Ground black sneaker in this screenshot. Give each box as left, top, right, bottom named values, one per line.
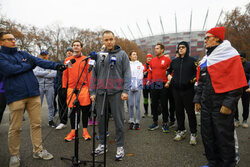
left=129, top=122, right=134, bottom=130
left=48, top=121, right=56, bottom=128
left=134, top=123, right=140, bottom=130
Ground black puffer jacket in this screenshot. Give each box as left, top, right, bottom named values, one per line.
left=167, top=41, right=197, bottom=90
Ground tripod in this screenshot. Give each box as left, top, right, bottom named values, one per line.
left=60, top=58, right=103, bottom=167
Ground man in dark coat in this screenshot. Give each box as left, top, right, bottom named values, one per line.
left=166, top=41, right=197, bottom=145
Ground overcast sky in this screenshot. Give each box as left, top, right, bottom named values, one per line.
left=0, top=0, right=249, bottom=39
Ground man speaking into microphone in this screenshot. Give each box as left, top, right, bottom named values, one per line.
left=90, top=30, right=131, bottom=161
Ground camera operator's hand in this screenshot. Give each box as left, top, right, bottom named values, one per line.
left=28, top=58, right=36, bottom=69
left=56, top=64, right=67, bottom=71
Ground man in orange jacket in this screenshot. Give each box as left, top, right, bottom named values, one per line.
left=62, top=40, right=91, bottom=141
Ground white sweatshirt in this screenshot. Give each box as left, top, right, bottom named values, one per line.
left=129, top=60, right=144, bottom=90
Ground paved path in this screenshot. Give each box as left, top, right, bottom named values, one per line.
left=0, top=100, right=249, bottom=167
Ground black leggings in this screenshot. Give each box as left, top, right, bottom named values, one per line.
left=0, top=93, right=6, bottom=123
left=70, top=105, right=90, bottom=129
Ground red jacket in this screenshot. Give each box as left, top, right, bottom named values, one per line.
left=148, top=55, right=171, bottom=83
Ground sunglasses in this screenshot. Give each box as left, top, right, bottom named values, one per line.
left=178, top=46, right=186, bottom=49
left=204, top=35, right=215, bottom=40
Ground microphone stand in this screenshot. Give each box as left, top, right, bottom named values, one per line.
left=99, top=62, right=113, bottom=167
left=60, top=59, right=103, bottom=167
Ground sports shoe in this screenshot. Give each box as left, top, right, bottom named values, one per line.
left=115, top=147, right=125, bottom=161
left=242, top=120, right=248, bottom=128
left=48, top=121, right=56, bottom=128
left=96, top=131, right=109, bottom=140
left=134, top=123, right=140, bottom=130
left=56, top=123, right=67, bottom=130
left=88, top=119, right=93, bottom=126
left=129, top=122, right=134, bottom=130
left=93, top=144, right=107, bottom=156
left=189, top=133, right=197, bottom=145
left=174, top=130, right=187, bottom=141
left=234, top=120, right=239, bottom=127
left=64, top=130, right=75, bottom=142
left=148, top=122, right=159, bottom=131
left=142, top=113, right=148, bottom=118
left=235, top=152, right=240, bottom=164
left=162, top=123, right=169, bottom=133
left=33, top=149, right=53, bottom=160
left=83, top=129, right=91, bottom=140
left=9, top=155, right=20, bottom=167
left=167, top=121, right=175, bottom=128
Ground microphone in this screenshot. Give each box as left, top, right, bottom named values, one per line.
left=110, top=55, right=117, bottom=69
left=81, top=52, right=98, bottom=62
left=65, top=58, right=76, bottom=68
left=88, top=51, right=98, bottom=72
left=99, top=52, right=108, bottom=65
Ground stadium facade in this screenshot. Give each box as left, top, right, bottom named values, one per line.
left=133, top=31, right=206, bottom=59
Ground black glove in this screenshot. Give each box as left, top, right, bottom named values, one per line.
left=56, top=64, right=67, bottom=71
left=28, top=58, right=36, bottom=69
left=61, top=88, right=67, bottom=95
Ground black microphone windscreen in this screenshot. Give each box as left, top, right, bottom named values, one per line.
left=89, top=52, right=98, bottom=61
left=70, top=59, right=76, bottom=64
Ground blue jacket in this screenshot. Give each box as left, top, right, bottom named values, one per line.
left=0, top=46, right=59, bottom=104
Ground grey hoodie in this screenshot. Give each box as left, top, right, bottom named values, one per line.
left=89, top=45, right=131, bottom=96
left=33, top=66, right=57, bottom=87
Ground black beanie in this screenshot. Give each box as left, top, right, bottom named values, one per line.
left=177, top=41, right=190, bottom=57
left=66, top=47, right=73, bottom=53
left=240, top=52, right=246, bottom=58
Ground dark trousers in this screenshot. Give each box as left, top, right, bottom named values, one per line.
left=143, top=85, right=152, bottom=115
left=0, top=92, right=6, bottom=123
left=168, top=86, right=176, bottom=122
left=235, top=89, right=249, bottom=121
left=201, top=107, right=236, bottom=167
left=57, top=88, right=68, bottom=124
left=173, top=87, right=197, bottom=133
left=70, top=105, right=90, bottom=129
left=151, top=82, right=169, bottom=123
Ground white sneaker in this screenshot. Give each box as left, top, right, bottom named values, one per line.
left=242, top=120, right=248, bottom=128
left=234, top=120, right=239, bottom=127
left=174, top=130, right=187, bottom=141
left=93, top=144, right=108, bottom=156
left=9, top=155, right=20, bottom=167
left=33, top=149, right=53, bottom=160
left=115, top=147, right=125, bottom=161
left=56, top=123, right=67, bottom=130
left=189, top=133, right=197, bottom=145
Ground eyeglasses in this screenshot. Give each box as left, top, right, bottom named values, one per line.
left=204, top=35, right=215, bottom=40
left=178, top=46, right=186, bottom=49
left=2, top=38, right=16, bottom=41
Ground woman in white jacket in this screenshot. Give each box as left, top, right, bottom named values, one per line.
left=128, top=51, right=144, bottom=130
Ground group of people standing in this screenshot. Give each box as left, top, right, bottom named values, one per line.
left=0, top=26, right=249, bottom=167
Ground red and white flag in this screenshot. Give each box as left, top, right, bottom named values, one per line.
left=197, top=40, right=247, bottom=93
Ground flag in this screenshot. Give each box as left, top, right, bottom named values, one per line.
left=197, top=40, right=247, bottom=93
